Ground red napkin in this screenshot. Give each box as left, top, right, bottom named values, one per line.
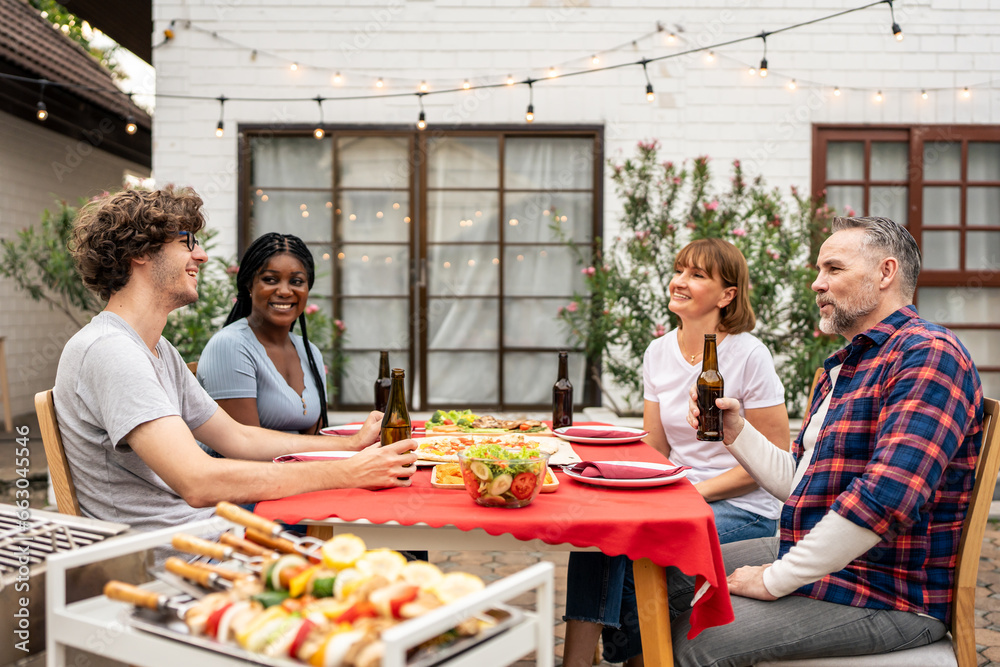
left=561, top=427, right=645, bottom=439
left=568, top=461, right=690, bottom=479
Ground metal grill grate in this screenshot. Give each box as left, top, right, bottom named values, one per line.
left=0, top=505, right=129, bottom=574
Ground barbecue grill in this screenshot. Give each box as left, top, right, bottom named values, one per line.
left=0, top=504, right=138, bottom=664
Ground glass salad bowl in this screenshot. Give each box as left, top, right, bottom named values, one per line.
left=456, top=444, right=551, bottom=508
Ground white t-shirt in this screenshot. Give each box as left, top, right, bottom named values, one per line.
left=642, top=329, right=785, bottom=519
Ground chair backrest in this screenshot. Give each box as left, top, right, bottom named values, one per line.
left=34, top=390, right=82, bottom=516
left=806, top=366, right=825, bottom=411
left=186, top=360, right=198, bottom=375
left=951, top=396, right=1000, bottom=667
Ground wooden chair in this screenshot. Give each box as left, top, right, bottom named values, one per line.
left=34, top=390, right=82, bottom=516
left=186, top=360, right=198, bottom=375
left=756, top=396, right=1000, bottom=667
left=805, top=366, right=825, bottom=410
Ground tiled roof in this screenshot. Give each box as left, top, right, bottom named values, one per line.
left=0, top=0, right=150, bottom=129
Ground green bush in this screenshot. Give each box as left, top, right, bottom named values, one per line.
left=556, top=141, right=842, bottom=417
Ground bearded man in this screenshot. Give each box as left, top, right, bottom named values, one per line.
left=673, top=216, right=983, bottom=665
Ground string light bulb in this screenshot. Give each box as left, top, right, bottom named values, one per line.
left=641, top=60, right=654, bottom=102
left=962, top=87, right=971, bottom=99
left=376, top=77, right=384, bottom=88
left=748, top=67, right=756, bottom=76
left=419, top=81, right=428, bottom=92
left=788, top=79, right=797, bottom=90
left=875, top=90, right=883, bottom=102
left=125, top=115, right=137, bottom=135
left=525, top=79, right=535, bottom=123
left=921, top=89, right=928, bottom=100
left=333, top=72, right=342, bottom=84
left=833, top=86, right=841, bottom=97
left=667, top=32, right=677, bottom=43
left=416, top=93, right=427, bottom=131
left=215, top=95, right=226, bottom=137
left=758, top=33, right=769, bottom=77
left=462, top=79, right=471, bottom=90
left=313, top=95, right=325, bottom=139
left=35, top=82, right=47, bottom=121
left=290, top=62, right=298, bottom=71
left=706, top=51, right=715, bottom=62
left=548, top=66, right=557, bottom=78
left=506, top=74, right=515, bottom=86
left=592, top=55, right=600, bottom=65
left=887, top=0, right=903, bottom=41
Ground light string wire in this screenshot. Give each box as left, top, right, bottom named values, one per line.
left=5, top=0, right=993, bottom=127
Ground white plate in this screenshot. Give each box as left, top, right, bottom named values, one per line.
left=273, top=450, right=356, bottom=463
left=320, top=424, right=363, bottom=436
left=320, top=424, right=426, bottom=437
left=275, top=449, right=437, bottom=466
left=553, top=425, right=649, bottom=445
left=562, top=461, right=689, bottom=488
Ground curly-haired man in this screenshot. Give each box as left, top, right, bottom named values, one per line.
left=55, top=187, right=417, bottom=537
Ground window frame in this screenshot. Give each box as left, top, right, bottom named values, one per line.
left=812, top=123, right=1000, bottom=378
left=238, top=123, right=604, bottom=410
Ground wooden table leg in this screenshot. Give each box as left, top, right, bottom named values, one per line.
left=306, top=524, right=333, bottom=540
left=634, top=557, right=673, bottom=667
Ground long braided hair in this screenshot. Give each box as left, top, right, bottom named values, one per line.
left=225, top=233, right=328, bottom=429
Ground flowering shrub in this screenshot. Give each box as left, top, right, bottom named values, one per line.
left=556, top=141, right=842, bottom=417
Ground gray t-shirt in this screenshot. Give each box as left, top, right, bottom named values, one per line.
left=197, top=318, right=325, bottom=433
left=54, top=311, right=218, bottom=532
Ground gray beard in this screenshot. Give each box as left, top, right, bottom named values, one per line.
left=817, top=283, right=879, bottom=337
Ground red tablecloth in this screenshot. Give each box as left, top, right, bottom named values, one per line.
left=256, top=423, right=734, bottom=637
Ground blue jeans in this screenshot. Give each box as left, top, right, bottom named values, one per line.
left=564, top=500, right=777, bottom=663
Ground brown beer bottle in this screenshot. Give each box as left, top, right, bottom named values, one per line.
left=380, top=368, right=412, bottom=446
left=374, top=351, right=391, bottom=412
left=552, top=351, right=573, bottom=428
left=696, top=334, right=724, bottom=441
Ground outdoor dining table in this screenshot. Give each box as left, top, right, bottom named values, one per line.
left=255, top=422, right=734, bottom=667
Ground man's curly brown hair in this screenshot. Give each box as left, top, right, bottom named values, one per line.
left=71, top=187, right=206, bottom=301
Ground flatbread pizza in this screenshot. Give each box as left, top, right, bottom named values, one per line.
left=415, top=434, right=558, bottom=463
left=425, top=409, right=552, bottom=435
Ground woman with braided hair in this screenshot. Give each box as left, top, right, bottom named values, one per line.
left=198, top=233, right=329, bottom=436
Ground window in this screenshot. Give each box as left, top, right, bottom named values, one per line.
left=813, top=125, right=1000, bottom=398
left=241, top=127, right=601, bottom=410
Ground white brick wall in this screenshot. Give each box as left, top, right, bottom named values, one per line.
left=151, top=0, right=1000, bottom=256
left=0, top=112, right=150, bottom=420
left=150, top=0, right=1000, bottom=406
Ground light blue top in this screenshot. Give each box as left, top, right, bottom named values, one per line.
left=197, top=318, right=325, bottom=433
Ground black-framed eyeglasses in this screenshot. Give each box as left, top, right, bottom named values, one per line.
left=178, top=231, right=199, bottom=252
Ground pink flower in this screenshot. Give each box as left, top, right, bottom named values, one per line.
left=602, top=265, right=609, bottom=272
left=705, top=200, right=719, bottom=211
left=635, top=230, right=650, bottom=240
left=334, top=319, right=346, bottom=332
left=558, top=306, right=565, bottom=315
left=666, top=224, right=676, bottom=232
left=813, top=329, right=821, bottom=338
left=790, top=185, right=799, bottom=196
left=305, top=304, right=320, bottom=315
left=567, top=302, right=579, bottom=313
left=231, top=297, right=238, bottom=304
left=581, top=266, right=596, bottom=276
left=845, top=207, right=856, bottom=217
left=603, top=309, right=610, bottom=315
left=769, top=250, right=780, bottom=260
left=673, top=177, right=682, bottom=185
left=685, top=222, right=697, bottom=230
left=732, top=228, right=747, bottom=237
left=225, top=264, right=240, bottom=275
left=663, top=161, right=674, bottom=170
left=821, top=227, right=829, bottom=233
left=653, top=324, right=667, bottom=338
left=733, top=159, right=741, bottom=168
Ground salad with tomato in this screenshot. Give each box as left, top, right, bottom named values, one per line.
left=457, top=443, right=550, bottom=508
